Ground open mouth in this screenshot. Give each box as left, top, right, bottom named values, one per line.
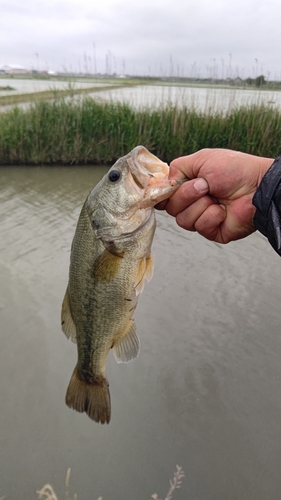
left=129, top=146, right=169, bottom=189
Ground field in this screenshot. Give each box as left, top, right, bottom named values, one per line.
left=0, top=76, right=281, bottom=164
left=0, top=96, right=281, bottom=165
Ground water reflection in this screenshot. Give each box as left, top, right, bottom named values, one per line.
left=1, top=165, right=281, bottom=499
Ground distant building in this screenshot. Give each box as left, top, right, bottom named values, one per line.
left=1, top=65, right=28, bottom=74
left=232, top=77, right=243, bottom=86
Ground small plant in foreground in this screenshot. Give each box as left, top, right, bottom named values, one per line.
left=35, top=465, right=184, bottom=500
left=151, top=465, right=185, bottom=500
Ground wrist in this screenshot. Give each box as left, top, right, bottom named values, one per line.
left=253, top=156, right=281, bottom=255
left=257, top=157, right=275, bottom=187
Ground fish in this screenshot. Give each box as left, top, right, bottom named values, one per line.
left=61, top=145, right=185, bottom=424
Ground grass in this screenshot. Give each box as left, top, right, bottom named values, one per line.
left=34, top=466, right=184, bottom=500
left=0, top=94, right=281, bottom=165
left=0, top=86, right=15, bottom=91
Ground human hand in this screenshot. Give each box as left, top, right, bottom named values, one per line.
left=158, top=149, right=273, bottom=243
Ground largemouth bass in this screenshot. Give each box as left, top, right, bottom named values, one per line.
left=61, top=146, right=184, bottom=424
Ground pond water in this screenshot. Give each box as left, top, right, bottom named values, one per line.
left=1, top=165, right=281, bottom=499
left=2, top=78, right=281, bottom=115
left=91, top=84, right=281, bottom=113
left=0, top=78, right=114, bottom=96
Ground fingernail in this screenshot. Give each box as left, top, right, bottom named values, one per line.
left=194, top=178, right=209, bottom=193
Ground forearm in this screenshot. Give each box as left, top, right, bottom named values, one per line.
left=253, top=156, right=281, bottom=255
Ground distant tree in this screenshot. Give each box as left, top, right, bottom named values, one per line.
left=255, top=75, right=266, bottom=87
left=246, top=77, right=254, bottom=86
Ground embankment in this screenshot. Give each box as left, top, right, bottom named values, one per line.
left=0, top=97, right=280, bottom=165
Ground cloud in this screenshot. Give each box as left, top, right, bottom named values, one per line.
left=1, top=0, right=281, bottom=78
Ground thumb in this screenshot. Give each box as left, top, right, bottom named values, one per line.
left=163, top=177, right=209, bottom=216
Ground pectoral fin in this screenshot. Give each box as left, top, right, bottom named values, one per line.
left=113, top=320, right=140, bottom=363
left=92, top=249, right=123, bottom=281
left=134, top=254, right=154, bottom=295
left=61, top=288, right=77, bottom=343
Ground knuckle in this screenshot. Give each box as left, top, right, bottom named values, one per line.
left=176, top=211, right=195, bottom=231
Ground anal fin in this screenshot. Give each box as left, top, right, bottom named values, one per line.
left=113, top=320, right=140, bottom=363
left=61, top=288, right=77, bottom=343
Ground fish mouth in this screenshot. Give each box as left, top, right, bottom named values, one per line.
left=128, top=146, right=170, bottom=189
left=128, top=146, right=184, bottom=207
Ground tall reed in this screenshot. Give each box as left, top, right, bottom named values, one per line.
left=0, top=97, right=281, bottom=165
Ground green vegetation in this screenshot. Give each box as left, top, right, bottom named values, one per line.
left=0, top=96, right=281, bottom=165
left=0, top=85, right=15, bottom=91
left=245, top=75, right=267, bottom=88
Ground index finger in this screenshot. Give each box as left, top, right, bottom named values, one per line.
left=170, top=154, right=201, bottom=181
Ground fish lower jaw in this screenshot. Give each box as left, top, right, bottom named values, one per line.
left=141, top=184, right=179, bottom=207
left=100, top=210, right=153, bottom=242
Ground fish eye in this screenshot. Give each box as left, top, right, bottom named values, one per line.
left=108, top=170, right=121, bottom=183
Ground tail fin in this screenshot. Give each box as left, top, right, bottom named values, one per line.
left=65, top=368, right=111, bottom=424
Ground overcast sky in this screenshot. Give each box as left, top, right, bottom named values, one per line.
left=1, top=0, right=281, bottom=79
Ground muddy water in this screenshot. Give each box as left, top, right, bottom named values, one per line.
left=1, top=165, right=281, bottom=499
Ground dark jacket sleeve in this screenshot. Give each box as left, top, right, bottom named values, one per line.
left=252, top=156, right=281, bottom=256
